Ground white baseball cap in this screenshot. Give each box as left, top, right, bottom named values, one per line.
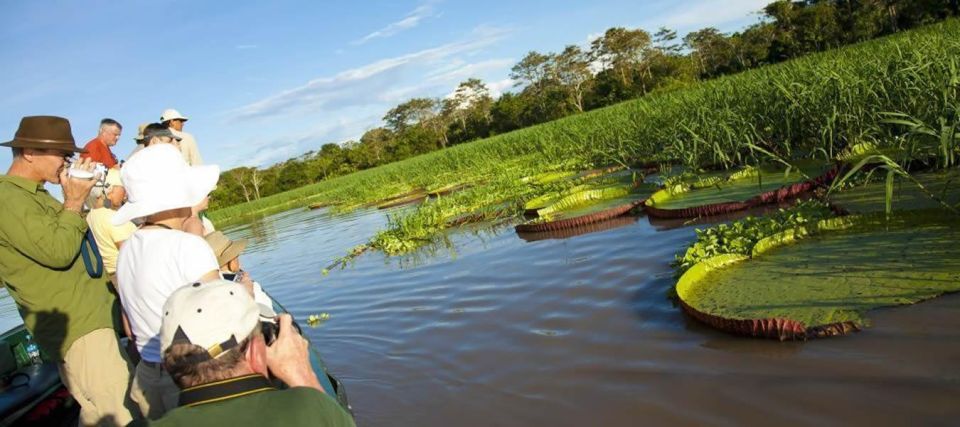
left=160, top=108, right=189, bottom=123
left=160, top=280, right=260, bottom=359
left=112, top=144, right=219, bottom=225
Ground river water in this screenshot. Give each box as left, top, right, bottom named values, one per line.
left=0, top=200, right=953, bottom=425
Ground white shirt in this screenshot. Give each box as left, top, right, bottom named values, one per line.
left=116, top=228, right=219, bottom=362
left=170, top=128, right=202, bottom=166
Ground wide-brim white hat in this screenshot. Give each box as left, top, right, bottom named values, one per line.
left=160, top=108, right=189, bottom=122
left=113, top=144, right=219, bottom=225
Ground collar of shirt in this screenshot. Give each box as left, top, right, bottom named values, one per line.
left=0, top=174, right=44, bottom=194
left=178, top=374, right=276, bottom=407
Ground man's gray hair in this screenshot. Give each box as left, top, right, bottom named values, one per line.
left=163, top=326, right=261, bottom=389
left=99, top=118, right=122, bottom=132
left=85, top=185, right=107, bottom=211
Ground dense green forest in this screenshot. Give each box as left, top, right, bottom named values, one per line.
left=209, top=0, right=959, bottom=210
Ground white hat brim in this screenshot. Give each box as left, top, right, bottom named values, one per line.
left=112, top=164, right=219, bottom=225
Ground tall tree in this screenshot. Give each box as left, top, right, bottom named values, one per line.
left=589, top=27, right=652, bottom=89
left=359, top=127, right=394, bottom=163
left=510, top=51, right=553, bottom=90
left=653, top=27, right=682, bottom=54
left=684, top=27, right=736, bottom=78
left=553, top=45, right=594, bottom=112
left=383, top=98, right=439, bottom=133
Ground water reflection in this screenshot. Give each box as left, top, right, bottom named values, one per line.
left=516, top=215, right=639, bottom=242
left=0, top=288, right=23, bottom=333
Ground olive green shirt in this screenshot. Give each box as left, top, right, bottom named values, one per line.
left=129, top=380, right=355, bottom=427
left=0, top=175, right=116, bottom=361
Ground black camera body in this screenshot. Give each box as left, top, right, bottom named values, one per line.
left=260, top=318, right=303, bottom=346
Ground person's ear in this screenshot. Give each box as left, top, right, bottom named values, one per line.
left=245, top=334, right=269, bottom=377
left=20, top=149, right=37, bottom=163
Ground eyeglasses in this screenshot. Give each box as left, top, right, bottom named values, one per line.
left=43, top=149, right=74, bottom=161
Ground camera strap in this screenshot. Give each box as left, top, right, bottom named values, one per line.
left=80, top=229, right=104, bottom=279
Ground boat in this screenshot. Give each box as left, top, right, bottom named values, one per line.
left=0, top=287, right=350, bottom=425
left=0, top=325, right=75, bottom=426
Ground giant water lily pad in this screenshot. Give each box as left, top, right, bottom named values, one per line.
left=645, top=162, right=835, bottom=218
left=829, top=169, right=960, bottom=214
left=523, top=169, right=640, bottom=215
left=677, top=212, right=960, bottom=340
left=516, top=183, right=656, bottom=233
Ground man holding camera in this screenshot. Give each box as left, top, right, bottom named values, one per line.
left=114, top=143, right=223, bottom=419
left=0, top=116, right=138, bottom=426
left=128, top=280, right=354, bottom=426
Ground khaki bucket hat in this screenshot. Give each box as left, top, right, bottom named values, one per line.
left=203, top=231, right=248, bottom=267
left=133, top=122, right=150, bottom=142
left=1, top=116, right=84, bottom=153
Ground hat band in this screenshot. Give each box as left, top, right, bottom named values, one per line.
left=14, top=136, right=75, bottom=144
left=172, top=325, right=242, bottom=363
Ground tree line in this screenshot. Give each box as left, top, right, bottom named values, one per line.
left=210, top=0, right=958, bottom=210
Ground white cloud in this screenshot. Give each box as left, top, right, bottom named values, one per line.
left=223, top=112, right=380, bottom=168
left=486, top=78, right=514, bottom=98
left=650, top=0, right=767, bottom=33
left=427, top=58, right=514, bottom=86
left=235, top=44, right=259, bottom=50
left=585, top=32, right=603, bottom=45
left=227, top=26, right=510, bottom=122
left=352, top=3, right=439, bottom=45
left=218, top=25, right=517, bottom=169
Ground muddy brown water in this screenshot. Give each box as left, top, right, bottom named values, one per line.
left=215, top=206, right=960, bottom=426
left=0, top=201, right=952, bottom=425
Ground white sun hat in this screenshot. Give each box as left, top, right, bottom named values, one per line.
left=160, top=108, right=189, bottom=123
left=160, top=279, right=260, bottom=359
left=112, top=144, right=219, bottom=225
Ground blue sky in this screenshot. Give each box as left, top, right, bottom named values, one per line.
left=0, top=0, right=769, bottom=174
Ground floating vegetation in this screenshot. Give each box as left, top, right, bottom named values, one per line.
left=522, top=167, right=639, bottom=216
left=676, top=212, right=960, bottom=340
left=829, top=169, right=960, bottom=215
left=645, top=162, right=836, bottom=219
left=427, top=182, right=471, bottom=198
left=306, top=313, right=331, bottom=327
left=516, top=183, right=656, bottom=233
left=376, top=191, right=429, bottom=210
left=674, top=200, right=835, bottom=275
left=519, top=171, right=578, bottom=185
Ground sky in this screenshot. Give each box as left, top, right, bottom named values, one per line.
left=0, top=0, right=770, bottom=175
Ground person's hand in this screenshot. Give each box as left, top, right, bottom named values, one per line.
left=60, top=158, right=100, bottom=213
left=265, top=314, right=323, bottom=392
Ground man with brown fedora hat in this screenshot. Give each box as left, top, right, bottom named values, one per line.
left=0, top=116, right=139, bottom=426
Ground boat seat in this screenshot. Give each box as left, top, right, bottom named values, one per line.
left=0, top=362, right=62, bottom=421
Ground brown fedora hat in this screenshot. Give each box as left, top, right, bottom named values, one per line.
left=1, top=116, right=84, bottom=153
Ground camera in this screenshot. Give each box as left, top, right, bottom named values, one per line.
left=261, top=317, right=303, bottom=346
left=67, top=162, right=108, bottom=186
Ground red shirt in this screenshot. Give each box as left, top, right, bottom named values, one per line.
left=80, top=137, right=117, bottom=168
